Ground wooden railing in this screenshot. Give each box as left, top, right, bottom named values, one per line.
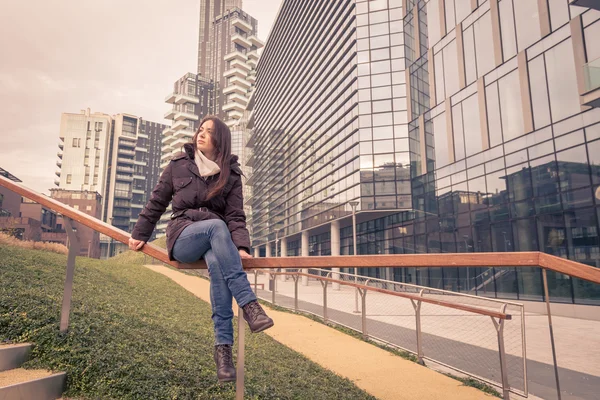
left=3, top=175, right=599, bottom=285
left=2, top=174, right=599, bottom=400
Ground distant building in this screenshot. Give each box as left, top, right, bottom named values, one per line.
left=0, top=167, right=66, bottom=245
left=0, top=167, right=22, bottom=217
left=49, top=189, right=102, bottom=258
left=20, top=198, right=59, bottom=233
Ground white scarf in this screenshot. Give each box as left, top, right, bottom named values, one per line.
left=195, top=149, right=221, bottom=177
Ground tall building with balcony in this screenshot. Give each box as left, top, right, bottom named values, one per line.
left=162, top=73, right=214, bottom=169
left=198, top=0, right=244, bottom=78
left=211, top=8, right=263, bottom=238
left=248, top=0, right=600, bottom=306
left=158, top=73, right=214, bottom=237
left=55, top=109, right=112, bottom=220
left=210, top=8, right=262, bottom=124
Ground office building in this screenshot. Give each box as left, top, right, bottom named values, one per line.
left=247, top=0, right=600, bottom=305
left=55, top=109, right=112, bottom=221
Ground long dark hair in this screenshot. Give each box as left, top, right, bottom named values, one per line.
left=192, top=115, right=231, bottom=200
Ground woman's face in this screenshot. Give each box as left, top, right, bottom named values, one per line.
left=196, top=120, right=216, bottom=158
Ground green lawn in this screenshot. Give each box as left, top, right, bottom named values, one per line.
left=0, top=244, right=376, bottom=400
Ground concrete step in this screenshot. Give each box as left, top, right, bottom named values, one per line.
left=0, top=344, right=32, bottom=372
left=0, top=368, right=66, bottom=400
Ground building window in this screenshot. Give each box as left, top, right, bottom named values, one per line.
left=528, top=55, right=552, bottom=130
left=545, top=39, right=583, bottom=123
left=473, top=11, right=495, bottom=77
left=497, top=70, right=524, bottom=142
left=513, top=0, right=542, bottom=52
left=72, top=138, right=81, bottom=147
left=66, top=174, right=72, bottom=184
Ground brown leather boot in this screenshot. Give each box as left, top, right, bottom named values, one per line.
left=214, top=344, right=236, bottom=383
left=242, top=300, right=274, bottom=333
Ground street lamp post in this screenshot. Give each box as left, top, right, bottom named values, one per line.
left=349, top=201, right=359, bottom=313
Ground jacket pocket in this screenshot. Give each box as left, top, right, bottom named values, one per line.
left=174, top=177, right=193, bottom=190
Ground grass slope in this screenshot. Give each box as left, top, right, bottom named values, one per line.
left=0, top=245, right=375, bottom=400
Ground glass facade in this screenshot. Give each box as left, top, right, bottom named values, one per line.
left=248, top=0, right=406, bottom=246
left=249, top=0, right=600, bottom=305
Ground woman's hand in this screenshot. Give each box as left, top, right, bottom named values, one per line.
left=239, top=249, right=252, bottom=259
left=128, top=237, right=146, bottom=251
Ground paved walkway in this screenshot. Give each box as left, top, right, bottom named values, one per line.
left=144, top=264, right=492, bottom=400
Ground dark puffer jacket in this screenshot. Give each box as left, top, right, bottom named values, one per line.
left=131, top=143, right=251, bottom=260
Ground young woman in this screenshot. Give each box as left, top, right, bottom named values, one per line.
left=128, top=115, right=273, bottom=383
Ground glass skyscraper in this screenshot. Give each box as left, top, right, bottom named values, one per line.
left=247, top=0, right=600, bottom=305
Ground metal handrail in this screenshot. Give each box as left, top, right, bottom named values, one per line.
left=285, top=271, right=512, bottom=319
left=311, top=268, right=525, bottom=307
left=254, top=269, right=522, bottom=398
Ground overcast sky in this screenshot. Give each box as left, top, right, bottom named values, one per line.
left=0, top=0, right=282, bottom=195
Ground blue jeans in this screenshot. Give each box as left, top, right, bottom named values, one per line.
left=172, top=219, right=256, bottom=345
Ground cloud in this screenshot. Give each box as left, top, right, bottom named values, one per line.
left=0, top=73, right=22, bottom=92
left=35, top=73, right=77, bottom=92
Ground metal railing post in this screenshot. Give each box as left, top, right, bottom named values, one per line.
left=293, top=274, right=299, bottom=311
left=410, top=289, right=425, bottom=365
left=236, top=305, right=245, bottom=400
left=320, top=279, right=328, bottom=321
left=543, top=268, right=562, bottom=400
left=253, top=270, right=258, bottom=293
left=353, top=268, right=360, bottom=313
left=271, top=273, right=276, bottom=305
left=358, top=287, right=368, bottom=340
left=60, top=218, right=80, bottom=333
left=491, top=304, right=510, bottom=400
left=521, top=305, right=529, bottom=397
